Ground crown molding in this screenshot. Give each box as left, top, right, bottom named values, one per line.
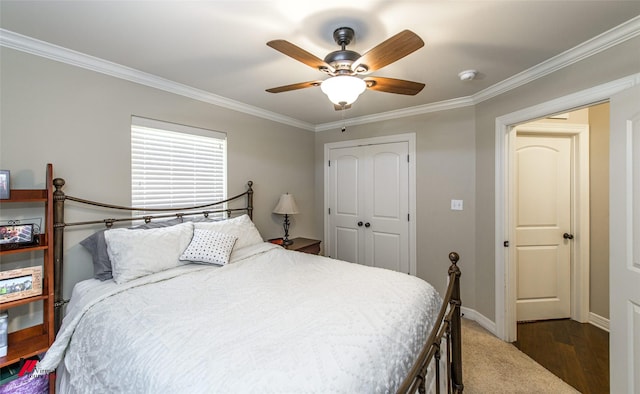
left=314, top=96, right=475, bottom=132
left=0, top=29, right=316, bottom=132
left=471, top=14, right=640, bottom=105
left=2, top=15, right=638, bottom=132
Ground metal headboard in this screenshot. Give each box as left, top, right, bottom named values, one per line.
left=52, top=179, right=254, bottom=332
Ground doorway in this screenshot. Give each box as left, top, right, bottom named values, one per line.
left=502, top=105, right=609, bottom=338
left=495, top=76, right=639, bottom=393
left=504, top=105, right=610, bottom=393
left=493, top=75, right=629, bottom=342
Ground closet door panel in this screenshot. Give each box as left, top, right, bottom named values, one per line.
left=328, top=148, right=364, bottom=263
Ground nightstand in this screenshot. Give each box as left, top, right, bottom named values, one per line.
left=284, top=237, right=321, bottom=255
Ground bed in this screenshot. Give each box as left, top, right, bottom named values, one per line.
left=36, top=179, right=463, bottom=393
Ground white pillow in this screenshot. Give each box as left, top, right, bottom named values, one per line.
left=105, top=222, right=194, bottom=284
left=194, top=214, right=263, bottom=250
left=179, top=229, right=237, bottom=266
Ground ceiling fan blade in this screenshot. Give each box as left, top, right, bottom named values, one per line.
left=334, top=104, right=352, bottom=111
left=364, top=77, right=425, bottom=95
left=352, top=30, right=424, bottom=73
left=267, top=40, right=335, bottom=73
left=266, top=81, right=322, bottom=93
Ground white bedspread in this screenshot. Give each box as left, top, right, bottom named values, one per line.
left=38, top=243, right=441, bottom=393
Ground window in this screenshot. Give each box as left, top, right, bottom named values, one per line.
left=131, top=116, right=226, bottom=217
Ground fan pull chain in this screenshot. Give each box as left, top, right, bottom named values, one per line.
left=341, top=107, right=346, bottom=132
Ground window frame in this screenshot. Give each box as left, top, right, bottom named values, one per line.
left=131, top=116, right=227, bottom=217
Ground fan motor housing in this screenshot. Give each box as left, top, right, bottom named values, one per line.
left=323, top=27, right=369, bottom=75
left=324, top=50, right=361, bottom=73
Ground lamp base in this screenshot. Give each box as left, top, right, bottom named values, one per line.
left=281, top=214, right=293, bottom=246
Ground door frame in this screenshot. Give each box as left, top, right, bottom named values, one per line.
left=324, top=133, right=417, bottom=275
left=495, top=73, right=640, bottom=341
left=512, top=122, right=590, bottom=324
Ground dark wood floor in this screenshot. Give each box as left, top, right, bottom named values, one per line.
left=513, top=319, right=609, bottom=394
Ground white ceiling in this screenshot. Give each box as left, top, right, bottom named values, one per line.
left=1, top=1, right=639, bottom=129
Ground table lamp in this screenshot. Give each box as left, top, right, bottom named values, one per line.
left=273, top=193, right=299, bottom=245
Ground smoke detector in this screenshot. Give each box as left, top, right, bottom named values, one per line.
left=458, top=70, right=478, bottom=81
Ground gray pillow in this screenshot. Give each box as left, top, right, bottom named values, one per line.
left=80, top=218, right=186, bottom=281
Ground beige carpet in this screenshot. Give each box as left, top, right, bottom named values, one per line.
left=461, top=318, right=579, bottom=393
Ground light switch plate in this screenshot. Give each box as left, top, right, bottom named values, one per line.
left=451, top=199, right=463, bottom=211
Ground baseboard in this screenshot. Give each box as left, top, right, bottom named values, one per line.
left=461, top=307, right=497, bottom=336
left=461, top=308, right=610, bottom=338
left=589, top=312, right=610, bottom=332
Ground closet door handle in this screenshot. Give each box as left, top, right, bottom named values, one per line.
left=364, top=222, right=371, bottom=228
left=357, top=221, right=363, bottom=227
left=563, top=233, right=574, bottom=240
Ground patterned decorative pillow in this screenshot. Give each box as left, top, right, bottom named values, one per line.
left=179, top=229, right=238, bottom=266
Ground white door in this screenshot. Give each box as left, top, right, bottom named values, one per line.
left=609, top=84, right=640, bottom=394
left=515, top=134, right=572, bottom=321
left=328, top=146, right=363, bottom=265
left=366, top=143, right=410, bottom=271
left=328, top=142, right=409, bottom=273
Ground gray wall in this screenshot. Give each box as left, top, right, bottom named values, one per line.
left=314, top=108, right=477, bottom=305
left=314, top=36, right=639, bottom=323
left=0, top=47, right=317, bottom=302
left=473, top=36, right=640, bottom=321
left=2, top=34, right=638, bottom=329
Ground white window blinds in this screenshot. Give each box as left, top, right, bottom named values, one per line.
left=131, top=116, right=227, bottom=215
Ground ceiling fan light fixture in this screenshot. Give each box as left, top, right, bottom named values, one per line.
left=321, top=75, right=367, bottom=106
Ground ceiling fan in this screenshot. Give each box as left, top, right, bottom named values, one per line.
left=266, top=27, right=425, bottom=110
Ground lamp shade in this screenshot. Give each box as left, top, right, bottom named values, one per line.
left=273, top=193, right=299, bottom=215
left=320, top=75, right=367, bottom=106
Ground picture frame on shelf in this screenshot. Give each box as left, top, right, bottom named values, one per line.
left=0, top=218, right=42, bottom=236
left=0, top=224, right=36, bottom=247
left=0, top=170, right=9, bottom=200
left=0, top=266, right=43, bottom=303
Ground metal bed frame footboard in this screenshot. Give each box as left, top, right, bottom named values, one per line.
left=397, top=252, right=463, bottom=394
left=52, top=178, right=254, bottom=332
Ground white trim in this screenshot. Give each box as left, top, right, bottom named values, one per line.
left=323, top=133, right=417, bottom=276
left=314, top=97, right=475, bottom=132
left=131, top=116, right=226, bottom=140
left=461, top=307, right=497, bottom=336
left=589, top=312, right=610, bottom=332
left=461, top=306, right=610, bottom=338
left=0, top=29, right=315, bottom=132
left=495, top=73, right=640, bottom=341
left=472, top=15, right=640, bottom=104
left=1, top=16, right=638, bottom=131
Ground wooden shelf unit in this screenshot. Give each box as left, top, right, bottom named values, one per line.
left=0, top=325, right=49, bottom=366
left=0, top=236, right=48, bottom=255
left=0, top=164, right=55, bottom=369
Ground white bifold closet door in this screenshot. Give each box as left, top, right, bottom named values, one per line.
left=327, top=142, right=409, bottom=274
